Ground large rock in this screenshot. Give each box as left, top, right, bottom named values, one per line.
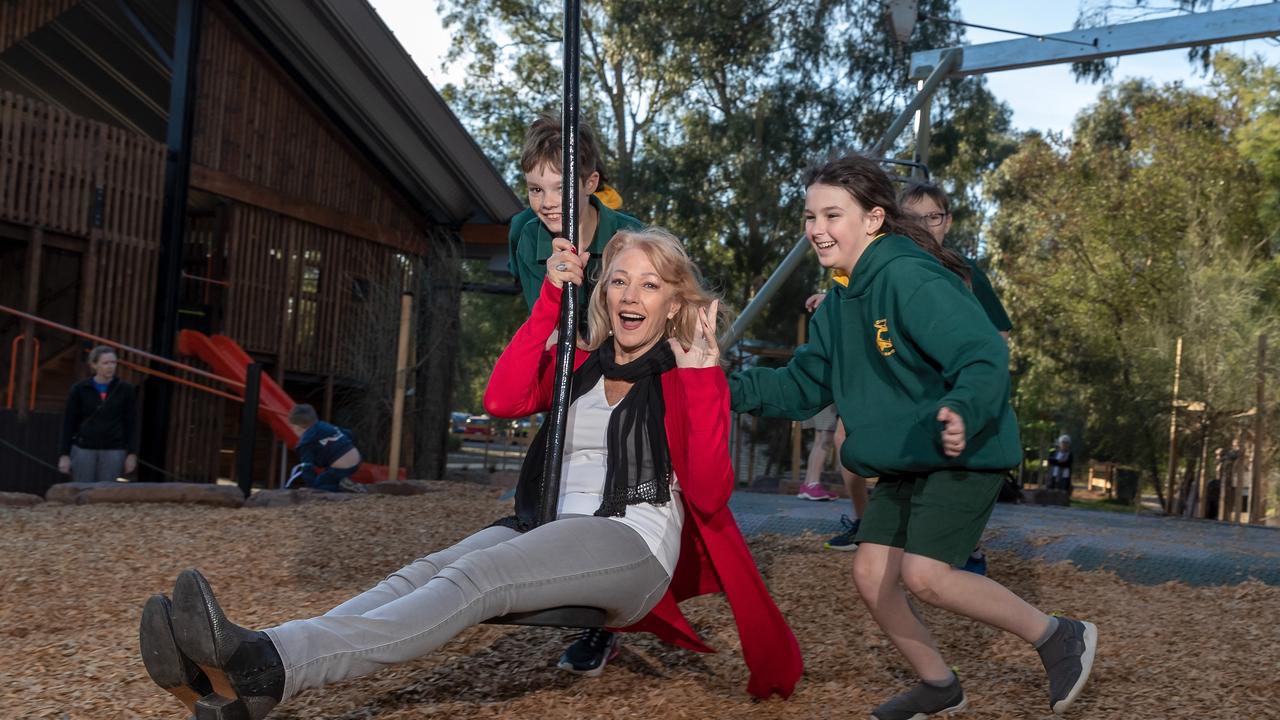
left=0, top=491, right=43, bottom=507
left=244, top=488, right=365, bottom=508
left=46, top=482, right=244, bottom=507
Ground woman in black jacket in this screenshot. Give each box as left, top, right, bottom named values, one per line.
left=57, top=345, right=138, bottom=482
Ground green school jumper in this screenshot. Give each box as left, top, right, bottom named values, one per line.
left=730, top=234, right=1022, bottom=565
left=508, top=195, right=645, bottom=312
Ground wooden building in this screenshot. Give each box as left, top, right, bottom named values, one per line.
left=0, top=0, right=520, bottom=493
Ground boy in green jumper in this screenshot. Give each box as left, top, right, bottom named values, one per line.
left=730, top=155, right=1096, bottom=718
left=508, top=114, right=644, bottom=314
left=508, top=114, right=644, bottom=675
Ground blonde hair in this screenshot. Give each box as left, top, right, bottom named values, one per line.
left=584, top=228, right=725, bottom=352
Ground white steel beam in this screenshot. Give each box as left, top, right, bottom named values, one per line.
left=910, top=4, right=1280, bottom=80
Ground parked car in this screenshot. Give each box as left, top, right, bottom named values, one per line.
left=450, top=411, right=469, bottom=434
left=513, top=413, right=545, bottom=438
left=463, top=415, right=493, bottom=437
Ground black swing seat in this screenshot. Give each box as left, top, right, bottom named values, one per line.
left=487, top=606, right=606, bottom=628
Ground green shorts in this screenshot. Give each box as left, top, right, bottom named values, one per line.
left=853, top=470, right=1004, bottom=567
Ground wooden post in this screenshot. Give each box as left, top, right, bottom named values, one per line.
left=732, top=412, right=744, bottom=486
left=790, top=313, right=806, bottom=491
left=790, top=421, right=801, bottom=490
left=1250, top=334, right=1267, bottom=524
left=387, top=292, right=413, bottom=482
left=15, top=227, right=44, bottom=421
left=1166, top=336, right=1183, bottom=514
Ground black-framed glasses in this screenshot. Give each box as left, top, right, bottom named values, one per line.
left=908, top=211, right=948, bottom=228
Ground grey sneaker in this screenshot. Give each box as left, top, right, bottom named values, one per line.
left=871, top=675, right=966, bottom=720
left=339, top=477, right=368, bottom=494
left=1037, top=617, right=1097, bottom=714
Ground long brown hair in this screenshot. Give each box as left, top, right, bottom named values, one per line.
left=804, top=155, right=970, bottom=286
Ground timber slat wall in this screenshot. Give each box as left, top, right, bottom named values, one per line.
left=194, top=5, right=424, bottom=245
left=192, top=1, right=423, bottom=377
left=167, top=356, right=225, bottom=484
left=0, top=0, right=77, bottom=55
left=0, top=90, right=166, bottom=350
left=223, top=204, right=408, bottom=378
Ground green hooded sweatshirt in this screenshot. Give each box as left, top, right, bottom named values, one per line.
left=729, top=234, right=1022, bottom=477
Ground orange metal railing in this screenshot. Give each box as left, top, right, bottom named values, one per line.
left=0, top=304, right=247, bottom=410
left=6, top=335, right=39, bottom=410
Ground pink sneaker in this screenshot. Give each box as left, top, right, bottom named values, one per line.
left=797, top=483, right=838, bottom=501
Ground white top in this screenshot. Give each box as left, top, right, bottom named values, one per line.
left=558, top=377, right=684, bottom=577
left=1050, top=449, right=1071, bottom=480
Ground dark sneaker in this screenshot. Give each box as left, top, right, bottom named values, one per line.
left=1037, top=617, right=1097, bottom=714
left=961, top=549, right=987, bottom=575
left=824, top=515, right=860, bottom=551
left=872, top=675, right=967, bottom=720
left=556, top=628, right=620, bottom=677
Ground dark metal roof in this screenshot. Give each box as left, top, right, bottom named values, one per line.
left=0, top=0, right=521, bottom=229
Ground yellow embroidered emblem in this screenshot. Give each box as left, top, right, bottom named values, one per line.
left=874, top=319, right=895, bottom=356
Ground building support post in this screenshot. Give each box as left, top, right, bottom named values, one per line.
left=141, top=0, right=203, bottom=482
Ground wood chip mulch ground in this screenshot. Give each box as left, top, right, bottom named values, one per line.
left=1, top=481, right=1276, bottom=719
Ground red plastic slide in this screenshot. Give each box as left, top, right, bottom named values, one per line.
left=178, top=330, right=404, bottom=483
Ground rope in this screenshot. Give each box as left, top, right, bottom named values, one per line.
left=0, top=435, right=200, bottom=484
left=0, top=435, right=61, bottom=472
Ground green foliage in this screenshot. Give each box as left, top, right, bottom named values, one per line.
left=988, top=55, right=1280, bottom=489
left=438, top=0, right=1016, bottom=346
left=454, top=261, right=525, bottom=413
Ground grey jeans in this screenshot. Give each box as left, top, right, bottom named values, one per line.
left=69, top=446, right=126, bottom=483
left=265, top=516, right=671, bottom=700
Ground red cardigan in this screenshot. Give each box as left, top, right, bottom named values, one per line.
left=483, top=279, right=803, bottom=700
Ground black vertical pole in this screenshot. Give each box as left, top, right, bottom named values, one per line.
left=537, top=0, right=582, bottom=526
left=235, top=363, right=261, bottom=497
left=140, top=0, right=202, bottom=482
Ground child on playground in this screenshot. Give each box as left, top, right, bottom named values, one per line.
left=819, top=180, right=1015, bottom=574
left=286, top=404, right=365, bottom=493
left=730, top=154, right=1096, bottom=718
left=508, top=114, right=644, bottom=314
left=508, top=114, right=645, bottom=674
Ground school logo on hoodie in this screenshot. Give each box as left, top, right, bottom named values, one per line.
left=874, top=319, right=895, bottom=357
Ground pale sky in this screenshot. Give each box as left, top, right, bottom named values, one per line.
left=369, top=0, right=1280, bottom=136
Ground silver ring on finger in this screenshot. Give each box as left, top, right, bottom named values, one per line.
left=555, top=262, right=568, bottom=272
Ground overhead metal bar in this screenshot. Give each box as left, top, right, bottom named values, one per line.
left=718, top=49, right=961, bottom=350
left=910, top=4, right=1280, bottom=80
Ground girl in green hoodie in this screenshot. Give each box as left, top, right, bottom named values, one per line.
left=730, top=154, right=1096, bottom=719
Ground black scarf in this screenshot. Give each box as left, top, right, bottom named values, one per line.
left=499, top=339, right=678, bottom=531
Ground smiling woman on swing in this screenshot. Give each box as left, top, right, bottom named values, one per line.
left=138, top=228, right=803, bottom=719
